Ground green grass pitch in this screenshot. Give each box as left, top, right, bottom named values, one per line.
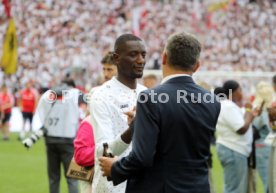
left=0, top=133, right=264, bottom=193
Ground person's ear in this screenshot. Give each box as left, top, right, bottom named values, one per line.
left=193, top=61, right=200, bottom=73
left=162, top=51, right=167, bottom=66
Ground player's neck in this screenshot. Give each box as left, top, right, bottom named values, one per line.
left=116, top=76, right=137, bottom=90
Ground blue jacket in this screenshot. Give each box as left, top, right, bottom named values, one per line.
left=111, top=76, right=221, bottom=193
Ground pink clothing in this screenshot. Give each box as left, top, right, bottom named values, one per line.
left=74, top=117, right=95, bottom=167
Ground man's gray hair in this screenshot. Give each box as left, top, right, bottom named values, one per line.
left=165, top=32, right=201, bottom=71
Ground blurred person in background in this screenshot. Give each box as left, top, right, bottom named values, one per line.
left=78, top=92, right=90, bottom=122
left=36, top=78, right=80, bottom=193
left=101, top=51, right=117, bottom=82
left=252, top=81, right=274, bottom=193
left=18, top=80, right=39, bottom=140
left=142, top=74, right=158, bottom=88
left=269, top=74, right=276, bottom=193
left=0, top=84, right=14, bottom=141
left=215, top=80, right=259, bottom=193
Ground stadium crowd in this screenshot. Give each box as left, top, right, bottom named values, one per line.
left=0, top=0, right=275, bottom=91
left=203, top=1, right=276, bottom=72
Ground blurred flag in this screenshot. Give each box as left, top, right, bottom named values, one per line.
left=207, top=0, right=235, bottom=12
left=1, top=18, right=18, bottom=75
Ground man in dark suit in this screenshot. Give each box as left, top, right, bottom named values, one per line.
left=99, top=32, right=221, bottom=193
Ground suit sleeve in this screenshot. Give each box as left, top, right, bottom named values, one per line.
left=111, top=91, right=160, bottom=185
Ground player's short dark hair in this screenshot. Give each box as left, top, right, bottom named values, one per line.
left=166, top=32, right=201, bottom=71
left=114, top=34, right=142, bottom=53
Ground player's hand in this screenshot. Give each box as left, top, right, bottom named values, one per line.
left=124, top=106, right=136, bottom=125
left=252, top=107, right=261, bottom=117
left=99, top=156, right=118, bottom=177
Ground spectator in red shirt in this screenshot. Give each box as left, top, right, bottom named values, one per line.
left=0, top=84, right=14, bottom=141
left=18, top=81, right=39, bottom=140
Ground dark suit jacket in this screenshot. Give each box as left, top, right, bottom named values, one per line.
left=111, top=76, right=221, bottom=193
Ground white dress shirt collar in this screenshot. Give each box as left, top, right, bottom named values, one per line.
left=161, top=74, right=191, bottom=84
left=112, top=77, right=136, bottom=91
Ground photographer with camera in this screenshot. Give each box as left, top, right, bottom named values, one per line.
left=35, top=79, right=80, bottom=193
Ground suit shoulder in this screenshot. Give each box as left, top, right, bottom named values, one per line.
left=140, top=84, right=165, bottom=95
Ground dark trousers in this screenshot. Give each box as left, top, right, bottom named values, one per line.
left=46, top=143, right=78, bottom=193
